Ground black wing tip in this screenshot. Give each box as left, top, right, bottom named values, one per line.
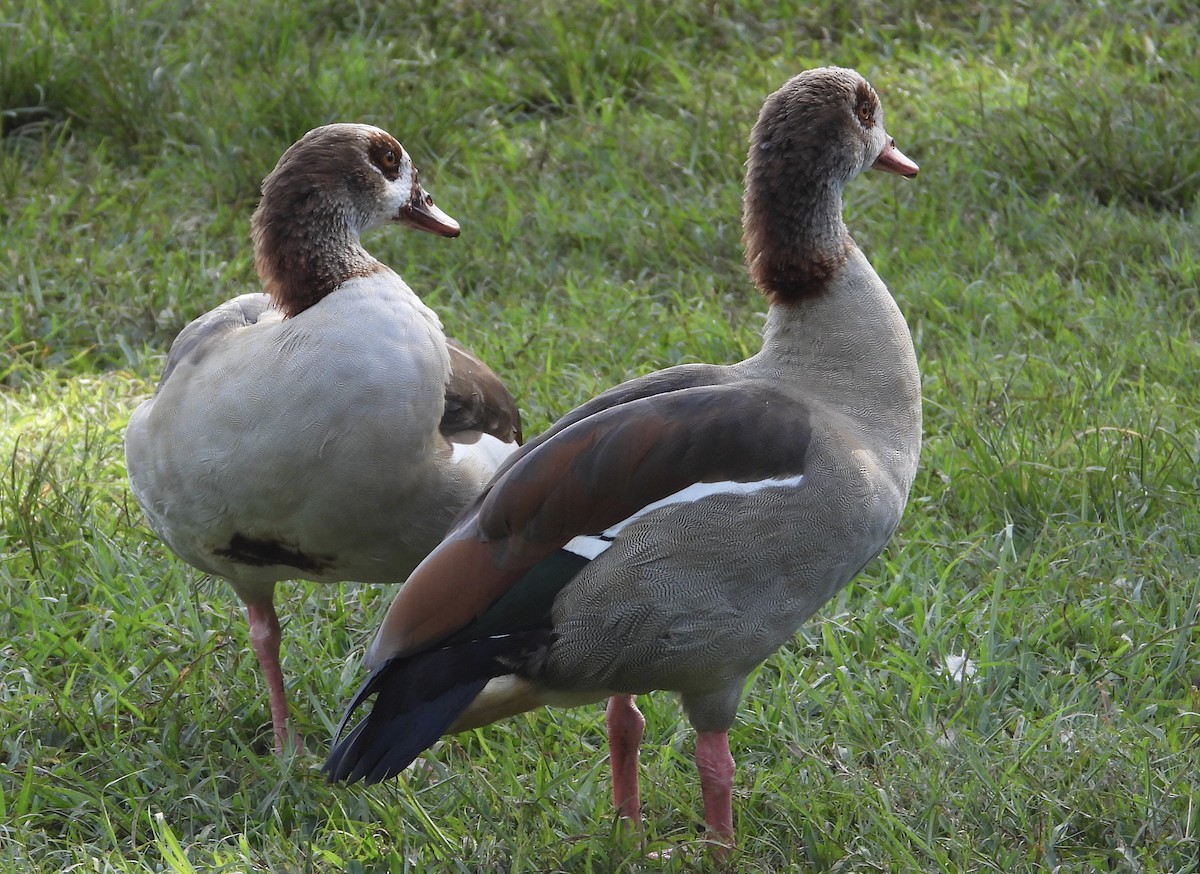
left=321, top=719, right=375, bottom=784
left=322, top=680, right=488, bottom=785
left=321, top=632, right=552, bottom=786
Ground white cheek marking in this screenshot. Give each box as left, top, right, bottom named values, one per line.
left=391, top=160, right=414, bottom=210
left=562, top=474, right=805, bottom=560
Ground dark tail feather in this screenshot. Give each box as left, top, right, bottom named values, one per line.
left=322, top=630, right=551, bottom=785
left=325, top=679, right=487, bottom=784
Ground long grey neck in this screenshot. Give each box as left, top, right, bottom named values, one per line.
left=744, top=247, right=921, bottom=435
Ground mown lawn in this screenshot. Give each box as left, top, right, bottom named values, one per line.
left=2, top=1, right=1198, bottom=870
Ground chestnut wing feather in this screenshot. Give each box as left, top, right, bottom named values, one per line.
left=372, top=376, right=812, bottom=660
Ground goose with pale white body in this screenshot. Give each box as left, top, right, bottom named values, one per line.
left=125, top=124, right=521, bottom=751
left=323, top=67, right=921, bottom=850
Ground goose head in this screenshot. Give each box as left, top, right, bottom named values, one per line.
left=251, top=123, right=460, bottom=317
left=742, top=67, right=917, bottom=303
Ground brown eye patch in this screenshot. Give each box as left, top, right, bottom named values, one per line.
left=367, top=135, right=404, bottom=180
left=854, top=81, right=878, bottom=128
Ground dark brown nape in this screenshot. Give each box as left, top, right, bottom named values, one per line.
left=252, top=225, right=361, bottom=318
left=740, top=159, right=850, bottom=306
left=743, top=240, right=850, bottom=306
left=740, top=71, right=857, bottom=307
left=250, top=133, right=387, bottom=319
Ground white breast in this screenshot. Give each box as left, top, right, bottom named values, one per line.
left=125, top=271, right=470, bottom=585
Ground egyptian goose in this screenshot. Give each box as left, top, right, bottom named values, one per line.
left=125, top=124, right=522, bottom=752
left=323, top=67, right=921, bottom=849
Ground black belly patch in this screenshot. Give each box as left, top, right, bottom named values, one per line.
left=217, top=533, right=330, bottom=573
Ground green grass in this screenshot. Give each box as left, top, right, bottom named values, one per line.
left=3, top=0, right=1199, bottom=870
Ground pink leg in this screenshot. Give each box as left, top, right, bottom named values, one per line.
left=606, top=694, right=645, bottom=826
left=695, top=730, right=735, bottom=847
left=244, top=599, right=291, bottom=753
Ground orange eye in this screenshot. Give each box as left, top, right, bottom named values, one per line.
left=382, top=149, right=398, bottom=168
left=858, top=104, right=873, bottom=125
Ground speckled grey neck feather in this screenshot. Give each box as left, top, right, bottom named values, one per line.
left=742, top=68, right=881, bottom=305
left=250, top=130, right=389, bottom=318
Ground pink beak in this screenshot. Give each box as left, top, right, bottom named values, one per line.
left=872, top=138, right=919, bottom=177
left=397, top=181, right=461, bottom=237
